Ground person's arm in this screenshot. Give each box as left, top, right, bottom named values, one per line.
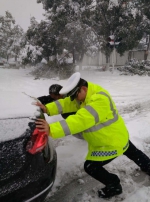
left=49, top=93, right=112, bottom=138
left=45, top=96, right=78, bottom=116
left=35, top=100, right=98, bottom=137
left=35, top=93, right=115, bottom=138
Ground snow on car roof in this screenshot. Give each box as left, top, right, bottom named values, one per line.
left=0, top=91, right=40, bottom=119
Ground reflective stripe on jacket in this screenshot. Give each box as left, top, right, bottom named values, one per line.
left=46, top=82, right=129, bottom=161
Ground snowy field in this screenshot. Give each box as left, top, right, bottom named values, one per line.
left=1, top=67, right=150, bottom=202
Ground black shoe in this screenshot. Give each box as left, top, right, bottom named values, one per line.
left=98, top=183, right=122, bottom=198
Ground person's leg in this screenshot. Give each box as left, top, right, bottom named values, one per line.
left=84, top=159, right=122, bottom=198
left=124, top=140, right=150, bottom=174
left=84, top=159, right=119, bottom=185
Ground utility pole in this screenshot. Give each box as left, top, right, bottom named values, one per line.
left=112, top=48, right=116, bottom=73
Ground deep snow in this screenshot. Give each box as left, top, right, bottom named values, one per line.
left=1, top=67, right=150, bottom=201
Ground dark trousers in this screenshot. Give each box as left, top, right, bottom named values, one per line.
left=84, top=141, right=150, bottom=186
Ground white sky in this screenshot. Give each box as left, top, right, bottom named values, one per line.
left=0, top=0, right=45, bottom=31
left=1, top=67, right=150, bottom=201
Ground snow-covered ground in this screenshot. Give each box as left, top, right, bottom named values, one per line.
left=1, top=67, right=150, bottom=202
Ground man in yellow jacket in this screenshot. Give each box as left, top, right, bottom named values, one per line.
left=35, top=72, right=150, bottom=198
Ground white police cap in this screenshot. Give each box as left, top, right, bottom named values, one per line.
left=59, top=72, right=81, bottom=95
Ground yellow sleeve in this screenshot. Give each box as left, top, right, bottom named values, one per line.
left=46, top=97, right=78, bottom=116
left=49, top=93, right=114, bottom=138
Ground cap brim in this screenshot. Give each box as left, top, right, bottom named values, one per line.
left=69, top=87, right=80, bottom=101
left=59, top=72, right=81, bottom=95
left=68, top=86, right=79, bottom=96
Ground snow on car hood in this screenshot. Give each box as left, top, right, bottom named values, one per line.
left=0, top=91, right=40, bottom=119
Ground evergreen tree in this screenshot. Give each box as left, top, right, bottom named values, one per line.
left=92, top=0, right=147, bottom=56
left=39, top=0, right=98, bottom=64
left=0, top=11, right=15, bottom=60
left=37, top=0, right=54, bottom=10
left=25, top=17, right=57, bottom=63
left=9, top=25, right=24, bottom=61
left=136, top=0, right=150, bottom=60
left=0, top=11, right=24, bottom=61
left=20, top=42, right=43, bottom=65
left=138, top=0, right=150, bottom=20
left=36, top=0, right=148, bottom=64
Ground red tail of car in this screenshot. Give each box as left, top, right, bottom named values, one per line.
left=26, top=128, right=48, bottom=154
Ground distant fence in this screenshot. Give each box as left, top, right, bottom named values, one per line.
left=82, top=50, right=150, bottom=67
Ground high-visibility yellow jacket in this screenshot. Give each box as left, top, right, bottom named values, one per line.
left=46, top=82, right=129, bottom=161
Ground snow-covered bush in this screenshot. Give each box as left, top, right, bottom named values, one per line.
left=117, top=59, right=150, bottom=76
left=20, top=43, right=43, bottom=65
left=30, top=60, right=75, bottom=79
